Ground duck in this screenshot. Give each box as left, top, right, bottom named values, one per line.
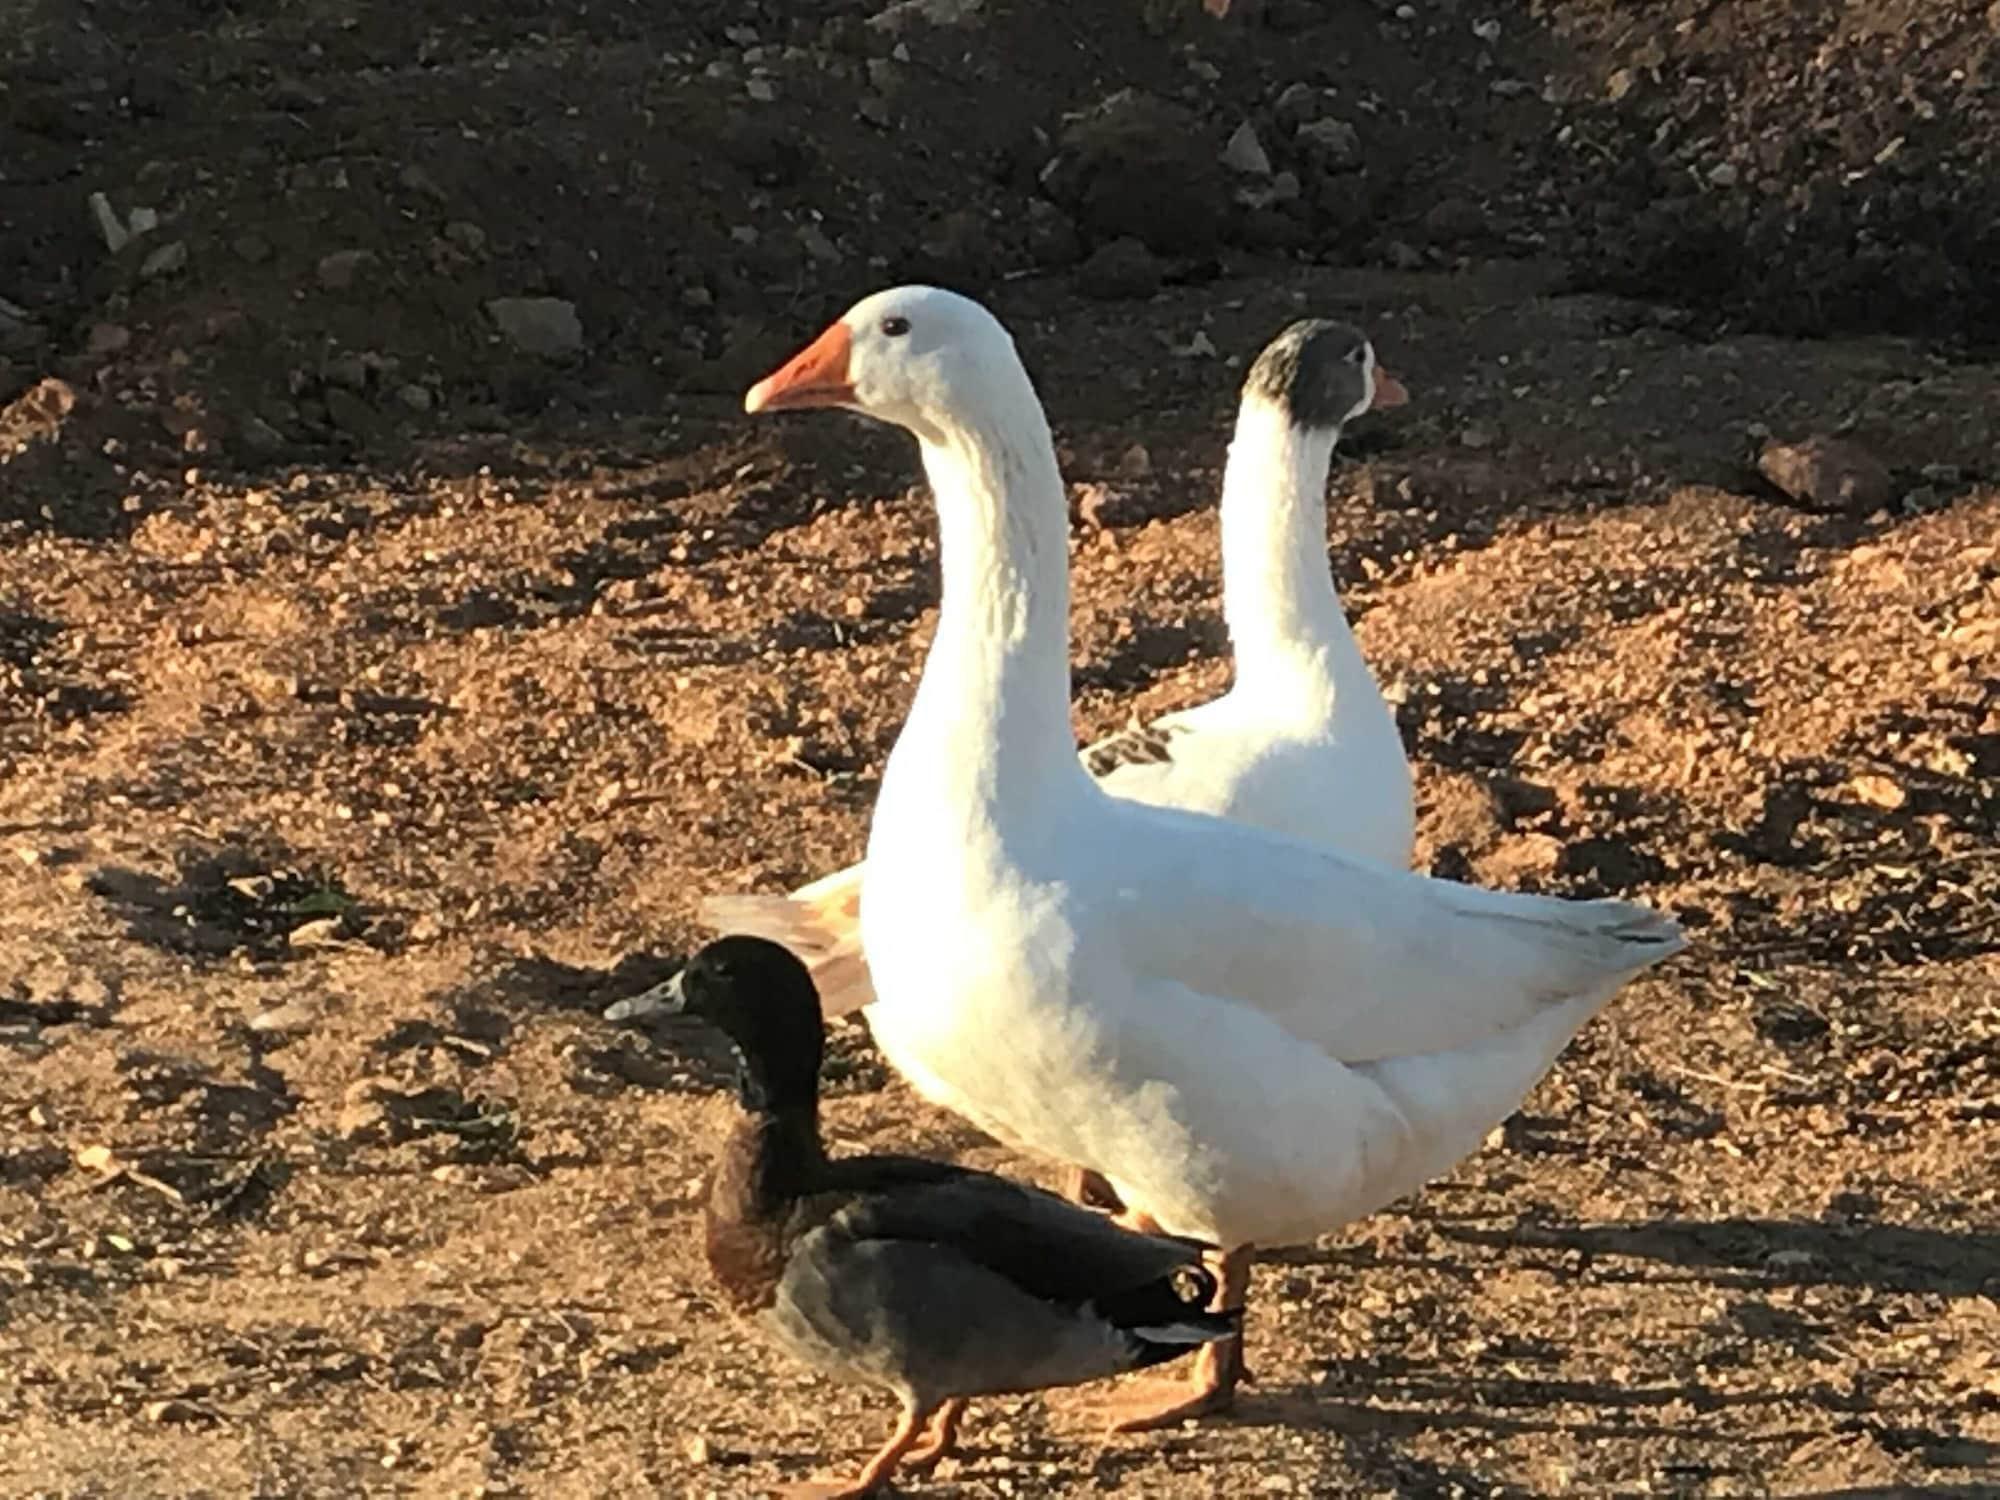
left=734, top=284, right=1687, bottom=1431
left=695, top=316, right=1417, bottom=1026
left=650, top=934, right=1240, bottom=1497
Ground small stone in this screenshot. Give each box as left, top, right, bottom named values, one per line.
left=868, top=0, right=985, bottom=30
left=1459, top=423, right=1497, bottom=450
left=239, top=415, right=286, bottom=453
left=1273, top=82, right=1322, bottom=128
left=1295, top=118, right=1362, bottom=168
left=398, top=163, right=447, bottom=200
left=317, top=249, right=379, bottom=291
left=249, top=1001, right=315, bottom=1034
left=798, top=223, right=842, bottom=264
left=1421, top=195, right=1483, bottom=244
left=1472, top=17, right=1502, bottom=42
left=684, top=1435, right=714, bottom=1465
left=1606, top=68, right=1636, bottom=102
left=858, top=96, right=893, bottom=127
left=1221, top=121, right=1272, bottom=176
left=395, top=382, right=433, bottom=413
left=320, top=389, right=381, bottom=439
left=1077, top=237, right=1161, bottom=301
left=233, top=232, right=272, bottom=263
left=1758, top=435, right=1895, bottom=514
left=1844, top=773, right=1905, bottom=810
left=745, top=77, right=776, bottom=102
left=442, top=221, right=487, bottom=254
left=485, top=297, right=584, bottom=359
left=1708, top=162, right=1740, bottom=188
left=322, top=351, right=370, bottom=390
left=86, top=322, right=132, bottom=356
left=139, top=240, right=188, bottom=279
left=75, top=1144, right=117, bottom=1173
left=1117, top=441, right=1152, bottom=477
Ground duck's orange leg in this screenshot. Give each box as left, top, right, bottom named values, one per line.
left=782, top=1400, right=931, bottom=1498
left=899, top=1396, right=967, bottom=1474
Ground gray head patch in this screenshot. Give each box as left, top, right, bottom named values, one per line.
left=1242, top=318, right=1372, bottom=432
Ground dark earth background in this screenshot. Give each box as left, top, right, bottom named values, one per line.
left=3, top=1, right=1997, bottom=1495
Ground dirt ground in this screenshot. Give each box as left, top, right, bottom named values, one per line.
left=3, top=1, right=1998, bottom=1496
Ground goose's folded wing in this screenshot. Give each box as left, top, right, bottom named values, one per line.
left=1105, top=806, right=1686, bottom=1062
left=828, top=1167, right=1212, bottom=1304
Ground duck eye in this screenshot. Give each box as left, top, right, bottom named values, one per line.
left=881, top=316, right=911, bottom=338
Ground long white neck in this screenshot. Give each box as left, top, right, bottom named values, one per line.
left=890, top=368, right=1089, bottom=820
left=1219, top=398, right=1369, bottom=712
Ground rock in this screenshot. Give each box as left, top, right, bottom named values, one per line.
left=316, top=249, right=378, bottom=291
left=1041, top=89, right=1228, bottom=256
left=868, top=0, right=984, bottom=30
left=0, top=296, right=46, bottom=353
left=1273, top=82, right=1323, bottom=128
left=442, top=221, right=487, bottom=255
left=486, top=297, right=584, bottom=359
left=322, top=351, right=370, bottom=391
left=1758, top=435, right=1895, bottom=514
left=1077, top=237, right=1162, bottom=301
left=238, top=414, right=287, bottom=454
left=338, top=1079, right=396, bottom=1143
left=395, top=382, right=434, bottom=413
left=398, top=163, right=447, bottom=199
left=1421, top=195, right=1484, bottom=245
left=86, top=322, right=131, bottom=356
left=1295, top=118, right=1362, bottom=169
left=139, top=240, right=188, bottom=279
left=322, top=388, right=385, bottom=441
left=1221, top=121, right=1272, bottom=176
left=88, top=192, right=131, bottom=252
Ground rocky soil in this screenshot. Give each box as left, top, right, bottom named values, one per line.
left=3, top=2, right=1997, bottom=1496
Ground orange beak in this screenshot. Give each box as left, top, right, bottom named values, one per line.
left=1370, top=368, right=1410, bottom=410
left=743, top=321, right=856, bottom=414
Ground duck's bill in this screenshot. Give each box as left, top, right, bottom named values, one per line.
left=744, top=322, right=855, bottom=413
left=602, top=968, right=686, bottom=1023
left=1371, top=369, right=1410, bottom=410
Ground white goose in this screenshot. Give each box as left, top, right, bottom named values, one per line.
left=738, top=286, right=1685, bottom=1429
left=700, top=318, right=1417, bottom=1023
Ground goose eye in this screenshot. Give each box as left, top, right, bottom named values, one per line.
left=881, top=316, right=911, bottom=338
left=1345, top=344, right=1368, bottom=366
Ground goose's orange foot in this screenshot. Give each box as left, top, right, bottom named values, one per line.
left=1080, top=1332, right=1245, bottom=1433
